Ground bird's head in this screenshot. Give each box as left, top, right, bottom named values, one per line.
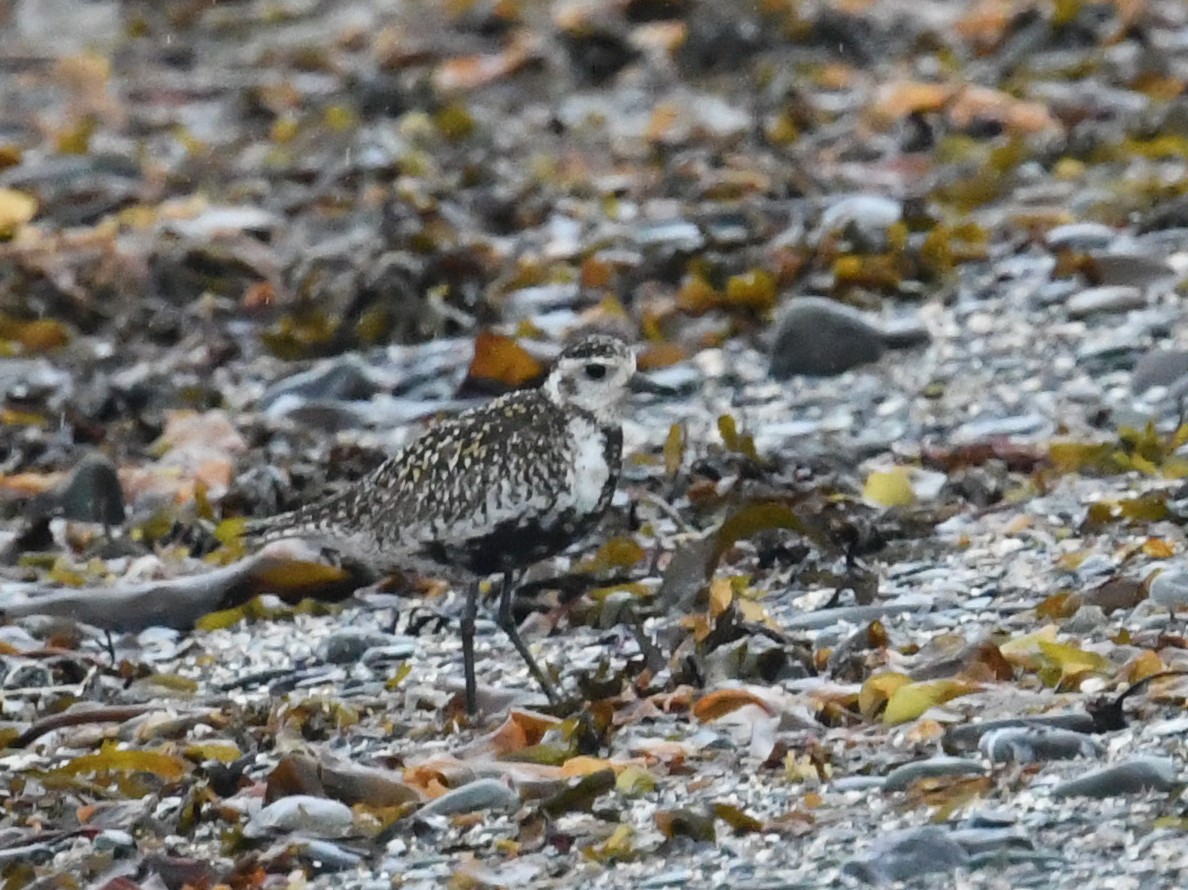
left=543, top=334, right=637, bottom=425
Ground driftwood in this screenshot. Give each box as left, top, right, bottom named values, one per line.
left=0, top=554, right=371, bottom=633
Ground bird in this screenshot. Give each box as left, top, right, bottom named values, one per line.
left=245, top=334, right=639, bottom=714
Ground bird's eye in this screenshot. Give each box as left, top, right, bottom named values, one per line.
left=584, top=363, right=607, bottom=380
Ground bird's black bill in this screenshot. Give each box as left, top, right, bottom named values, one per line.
left=629, top=372, right=676, bottom=396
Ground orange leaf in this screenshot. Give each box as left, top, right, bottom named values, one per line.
left=692, top=688, right=775, bottom=722
left=467, top=331, right=544, bottom=388
left=486, top=709, right=563, bottom=756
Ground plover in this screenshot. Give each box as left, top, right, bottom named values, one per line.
left=247, top=334, right=638, bottom=714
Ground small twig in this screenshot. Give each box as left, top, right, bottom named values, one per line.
left=638, top=491, right=694, bottom=534
left=12, top=704, right=156, bottom=749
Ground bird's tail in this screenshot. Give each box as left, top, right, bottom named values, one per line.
left=241, top=488, right=359, bottom=547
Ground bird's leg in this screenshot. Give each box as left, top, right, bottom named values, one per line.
left=497, top=571, right=559, bottom=705
left=461, top=578, right=480, bottom=716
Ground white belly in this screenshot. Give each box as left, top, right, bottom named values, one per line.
left=566, top=416, right=610, bottom=514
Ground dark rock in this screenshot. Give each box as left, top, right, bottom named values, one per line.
left=29, top=452, right=125, bottom=526
left=1132, top=349, right=1188, bottom=395
left=1051, top=757, right=1177, bottom=799
left=841, top=825, right=969, bottom=884
left=317, top=629, right=399, bottom=665
left=978, top=726, right=1104, bottom=764
left=943, top=713, right=1097, bottom=754
left=1066, top=285, right=1146, bottom=319
left=1045, top=222, right=1116, bottom=252
left=258, top=355, right=378, bottom=410
left=418, top=778, right=519, bottom=816
left=769, top=297, right=886, bottom=378
left=882, top=756, right=985, bottom=792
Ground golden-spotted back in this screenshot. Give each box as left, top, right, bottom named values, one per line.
left=245, top=334, right=635, bottom=577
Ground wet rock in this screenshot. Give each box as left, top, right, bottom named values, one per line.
left=244, top=795, right=354, bottom=838
left=1050, top=757, right=1177, bottom=799
left=293, top=838, right=363, bottom=872
left=948, top=826, right=1035, bottom=858
left=633, top=219, right=704, bottom=252
left=879, top=317, right=932, bottom=350
left=162, top=205, right=279, bottom=240
left=1045, top=222, right=1116, bottom=252
left=952, top=413, right=1050, bottom=442
left=92, top=829, right=136, bottom=854
left=28, top=452, right=125, bottom=526
left=978, top=726, right=1103, bottom=764
left=882, top=756, right=985, bottom=792
left=0, top=358, right=72, bottom=402
left=943, top=713, right=1097, bottom=754
left=1088, top=253, right=1175, bottom=289
left=1147, top=569, right=1188, bottom=614
left=817, top=195, right=903, bottom=247
left=259, top=355, right=379, bottom=410
left=418, top=778, right=519, bottom=816
left=840, top=825, right=969, bottom=884
left=1066, top=285, right=1146, bottom=319
left=562, top=26, right=639, bottom=85
left=769, top=297, right=886, bottom=379
left=318, top=629, right=400, bottom=665
left=360, top=640, right=418, bottom=665
left=1132, top=349, right=1188, bottom=395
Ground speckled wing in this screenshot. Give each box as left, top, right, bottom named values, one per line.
left=245, top=390, right=573, bottom=562
left=369, top=390, right=575, bottom=544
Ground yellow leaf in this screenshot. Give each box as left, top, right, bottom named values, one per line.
left=195, top=604, right=247, bottom=632
left=561, top=756, right=624, bottom=777
left=713, top=502, right=805, bottom=565
left=0, top=188, right=36, bottom=236
left=614, top=766, right=655, bottom=797
left=863, top=468, right=916, bottom=507
left=214, top=516, right=247, bottom=545
left=883, top=680, right=978, bottom=725
left=576, top=536, right=646, bottom=573
left=1143, top=538, right=1175, bottom=558
left=737, top=597, right=780, bottom=630
left=1124, top=649, right=1165, bottom=684
left=999, top=625, right=1059, bottom=668
left=724, top=269, right=777, bottom=311
left=584, top=823, right=635, bottom=862
left=1037, top=640, right=1110, bottom=681
left=708, top=577, right=734, bottom=620
left=253, top=559, right=350, bottom=589
left=55, top=742, right=189, bottom=781
left=664, top=422, right=686, bottom=478
left=858, top=671, right=912, bottom=718
left=184, top=742, right=242, bottom=763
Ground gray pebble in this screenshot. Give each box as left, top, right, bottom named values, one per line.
left=244, top=795, right=354, bottom=838
left=979, top=726, right=1103, bottom=764
left=318, top=629, right=398, bottom=665
left=1148, top=568, right=1188, bottom=611
left=883, top=756, right=985, bottom=792
left=1045, top=222, right=1116, bottom=252
left=294, top=838, right=364, bottom=871
left=1051, top=756, right=1177, bottom=799
left=952, top=413, right=1050, bottom=443
left=92, top=829, right=136, bottom=853
left=1132, top=349, right=1188, bottom=395
left=360, top=640, right=418, bottom=665
left=259, top=355, right=378, bottom=411
left=769, top=297, right=887, bottom=379
left=418, top=778, right=519, bottom=816
left=30, top=452, right=125, bottom=526
left=1066, top=285, right=1146, bottom=319
left=841, top=825, right=969, bottom=884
